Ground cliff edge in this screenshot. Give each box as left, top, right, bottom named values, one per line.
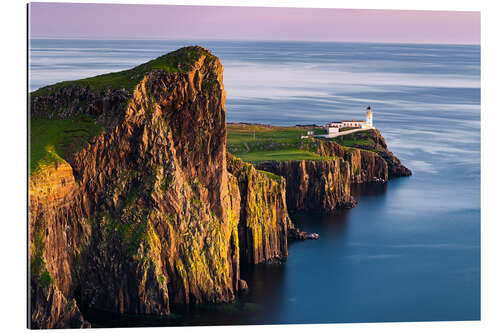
left=29, top=46, right=410, bottom=328
left=30, top=47, right=289, bottom=328
left=227, top=124, right=411, bottom=213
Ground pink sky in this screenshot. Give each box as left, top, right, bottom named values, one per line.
left=29, top=2, right=480, bottom=44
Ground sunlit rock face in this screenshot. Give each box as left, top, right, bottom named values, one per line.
left=227, top=154, right=292, bottom=264
left=29, top=46, right=411, bottom=329
left=255, top=131, right=410, bottom=213
left=29, top=47, right=242, bottom=328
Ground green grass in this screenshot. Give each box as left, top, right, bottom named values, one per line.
left=227, top=124, right=338, bottom=162
left=30, top=115, right=103, bottom=175
left=227, top=124, right=306, bottom=148
left=227, top=124, right=381, bottom=163
left=27, top=46, right=223, bottom=180
left=227, top=123, right=325, bottom=153
left=256, top=169, right=283, bottom=181
left=29, top=47, right=216, bottom=175
left=30, top=229, right=54, bottom=289
left=332, top=129, right=377, bottom=150
left=31, top=46, right=213, bottom=98
left=336, top=138, right=373, bottom=147
left=235, top=149, right=335, bottom=162
left=227, top=124, right=327, bottom=162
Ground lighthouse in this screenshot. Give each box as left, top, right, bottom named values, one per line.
left=365, top=106, right=373, bottom=128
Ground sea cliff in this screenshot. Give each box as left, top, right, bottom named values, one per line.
left=29, top=46, right=410, bottom=328
left=30, top=47, right=241, bottom=327
left=227, top=154, right=292, bottom=264
left=255, top=159, right=355, bottom=212
left=252, top=130, right=410, bottom=213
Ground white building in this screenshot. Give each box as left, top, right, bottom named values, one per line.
left=301, top=130, right=316, bottom=139
left=340, top=119, right=365, bottom=128
left=363, top=106, right=373, bottom=128
left=326, top=106, right=374, bottom=134
left=327, top=126, right=339, bottom=135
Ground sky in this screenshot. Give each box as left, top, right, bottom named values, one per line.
left=29, top=2, right=480, bottom=44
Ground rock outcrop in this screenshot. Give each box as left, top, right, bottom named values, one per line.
left=29, top=161, right=90, bottom=328
left=255, top=159, right=355, bottom=212
left=29, top=47, right=244, bottom=328
left=315, top=129, right=412, bottom=178
left=256, top=131, right=410, bottom=213
left=31, top=85, right=131, bottom=129
left=29, top=46, right=410, bottom=328
left=227, top=154, right=291, bottom=264
left=70, top=58, right=241, bottom=315
left=371, top=135, right=412, bottom=178
left=30, top=282, right=91, bottom=329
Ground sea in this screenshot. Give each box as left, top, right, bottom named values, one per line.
left=29, top=39, right=481, bottom=326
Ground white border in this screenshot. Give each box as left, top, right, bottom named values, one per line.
left=1, top=0, right=498, bottom=332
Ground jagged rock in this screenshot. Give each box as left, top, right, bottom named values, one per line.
left=288, top=229, right=319, bottom=240
left=238, top=279, right=249, bottom=293
left=307, top=129, right=411, bottom=179
left=31, top=85, right=131, bottom=128
left=30, top=282, right=90, bottom=329
left=305, top=233, right=320, bottom=240
left=256, top=130, right=410, bottom=213
left=29, top=47, right=242, bottom=327
left=255, top=159, right=356, bottom=213
left=227, top=154, right=292, bottom=264
left=29, top=46, right=410, bottom=329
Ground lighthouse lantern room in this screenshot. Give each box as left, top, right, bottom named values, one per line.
left=363, top=106, right=373, bottom=128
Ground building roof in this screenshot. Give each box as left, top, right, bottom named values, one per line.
left=341, top=119, right=365, bottom=123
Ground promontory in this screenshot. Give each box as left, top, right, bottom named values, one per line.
left=29, top=46, right=410, bottom=328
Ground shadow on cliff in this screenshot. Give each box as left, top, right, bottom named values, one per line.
left=79, top=263, right=286, bottom=328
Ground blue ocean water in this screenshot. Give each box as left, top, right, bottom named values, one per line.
left=29, top=39, right=480, bottom=325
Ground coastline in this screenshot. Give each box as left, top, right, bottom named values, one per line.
left=30, top=45, right=468, bottom=328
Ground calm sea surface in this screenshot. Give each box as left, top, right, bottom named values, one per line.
left=29, top=39, right=480, bottom=326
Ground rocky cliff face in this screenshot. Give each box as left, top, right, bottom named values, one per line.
left=31, top=85, right=131, bottom=130
left=29, top=47, right=245, bottom=328
left=29, top=46, right=411, bottom=328
left=30, top=283, right=91, bottom=329
left=29, top=161, right=91, bottom=328
left=70, top=59, right=241, bottom=315
left=227, top=154, right=291, bottom=264
left=316, top=129, right=412, bottom=178
left=306, top=140, right=389, bottom=183
left=255, top=159, right=355, bottom=212
left=255, top=132, right=410, bottom=213
left=368, top=130, right=412, bottom=177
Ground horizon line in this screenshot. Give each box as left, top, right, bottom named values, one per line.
left=28, top=36, right=480, bottom=46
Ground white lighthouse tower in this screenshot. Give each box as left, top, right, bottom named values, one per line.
left=364, top=106, right=373, bottom=128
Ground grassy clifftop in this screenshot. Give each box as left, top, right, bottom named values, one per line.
left=226, top=123, right=333, bottom=162
left=31, top=46, right=216, bottom=98
left=30, top=46, right=217, bottom=175
left=226, top=123, right=385, bottom=163
left=332, top=129, right=385, bottom=151
left=30, top=116, right=103, bottom=174
left=228, top=124, right=411, bottom=181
